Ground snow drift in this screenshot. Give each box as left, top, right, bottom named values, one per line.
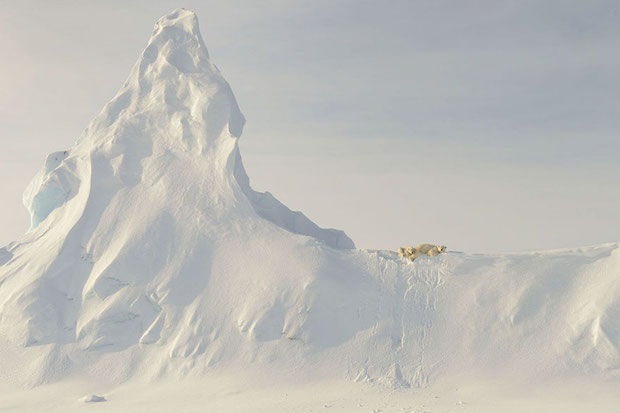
left=0, top=9, right=618, bottom=391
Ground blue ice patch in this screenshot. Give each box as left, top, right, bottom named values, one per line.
left=31, top=186, right=69, bottom=227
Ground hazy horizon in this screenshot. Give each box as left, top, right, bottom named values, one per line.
left=1, top=0, right=619, bottom=252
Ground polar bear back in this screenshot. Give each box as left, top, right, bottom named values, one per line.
left=398, top=243, right=446, bottom=261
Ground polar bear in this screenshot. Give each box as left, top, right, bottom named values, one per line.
left=415, top=243, right=446, bottom=256
left=397, top=243, right=446, bottom=261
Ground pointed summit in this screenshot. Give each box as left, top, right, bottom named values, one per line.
left=153, top=8, right=205, bottom=43
left=79, top=8, right=243, bottom=152
left=144, top=8, right=210, bottom=74
left=23, top=9, right=352, bottom=249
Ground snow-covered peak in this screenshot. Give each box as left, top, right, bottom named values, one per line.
left=22, top=8, right=353, bottom=246
left=152, top=9, right=207, bottom=51
left=147, top=8, right=211, bottom=73
left=78, top=8, right=243, bottom=153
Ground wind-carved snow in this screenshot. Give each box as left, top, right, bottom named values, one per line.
left=0, top=8, right=618, bottom=394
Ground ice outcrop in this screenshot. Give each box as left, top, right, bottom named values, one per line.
left=0, top=247, right=11, bottom=266
left=81, top=395, right=106, bottom=403
left=0, top=9, right=618, bottom=391
left=23, top=150, right=76, bottom=228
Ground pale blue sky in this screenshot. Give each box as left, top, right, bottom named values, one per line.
left=1, top=0, right=619, bottom=251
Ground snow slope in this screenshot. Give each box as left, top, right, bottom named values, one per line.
left=0, top=8, right=618, bottom=409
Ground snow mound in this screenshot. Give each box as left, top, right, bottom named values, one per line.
left=81, top=394, right=106, bottom=403
left=0, top=8, right=618, bottom=392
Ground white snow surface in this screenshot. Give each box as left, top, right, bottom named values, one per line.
left=0, top=8, right=619, bottom=410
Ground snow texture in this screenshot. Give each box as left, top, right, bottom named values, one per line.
left=0, top=9, right=618, bottom=406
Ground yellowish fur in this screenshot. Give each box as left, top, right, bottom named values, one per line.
left=397, top=243, right=446, bottom=261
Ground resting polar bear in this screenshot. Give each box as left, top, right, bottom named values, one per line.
left=397, top=243, right=446, bottom=261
